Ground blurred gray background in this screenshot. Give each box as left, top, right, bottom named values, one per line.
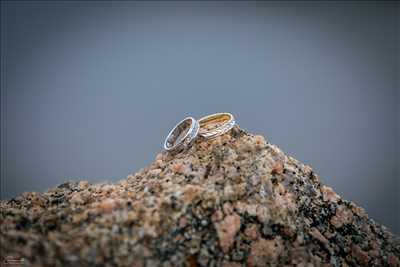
left=1, top=2, right=399, bottom=234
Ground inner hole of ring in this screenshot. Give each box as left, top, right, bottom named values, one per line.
left=167, top=119, right=191, bottom=148
left=199, top=114, right=230, bottom=131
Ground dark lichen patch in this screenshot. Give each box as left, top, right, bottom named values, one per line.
left=1, top=126, right=399, bottom=267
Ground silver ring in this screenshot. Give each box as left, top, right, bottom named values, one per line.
left=198, top=112, right=235, bottom=139
left=163, top=117, right=199, bottom=151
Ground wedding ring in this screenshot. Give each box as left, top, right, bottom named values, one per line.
left=198, top=112, right=235, bottom=139
left=163, top=117, right=199, bottom=151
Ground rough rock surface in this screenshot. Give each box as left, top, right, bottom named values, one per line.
left=1, top=126, right=399, bottom=266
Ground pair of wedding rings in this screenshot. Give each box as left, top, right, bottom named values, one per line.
left=163, top=113, right=235, bottom=152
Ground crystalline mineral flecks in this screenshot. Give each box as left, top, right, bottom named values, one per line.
left=1, top=126, right=399, bottom=266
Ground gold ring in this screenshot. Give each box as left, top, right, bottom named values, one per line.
left=198, top=113, right=235, bottom=139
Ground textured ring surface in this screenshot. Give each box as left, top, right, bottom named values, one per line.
left=198, top=113, right=235, bottom=139
left=163, top=117, right=199, bottom=151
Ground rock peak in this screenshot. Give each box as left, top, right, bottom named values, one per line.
left=1, top=126, right=399, bottom=266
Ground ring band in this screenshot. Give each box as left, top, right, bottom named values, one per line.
left=163, top=117, right=199, bottom=151
left=198, top=112, right=235, bottom=139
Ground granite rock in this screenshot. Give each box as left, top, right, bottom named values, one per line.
left=1, top=126, right=399, bottom=266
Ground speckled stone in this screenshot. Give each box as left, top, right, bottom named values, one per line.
left=215, top=213, right=241, bottom=253
left=0, top=126, right=399, bottom=267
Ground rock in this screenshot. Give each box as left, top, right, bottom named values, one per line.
left=98, top=198, right=116, bottom=213
left=309, top=227, right=329, bottom=246
left=244, top=224, right=259, bottom=240
left=388, top=254, right=400, bottom=267
left=222, top=261, right=241, bottom=267
left=321, top=185, right=340, bottom=203
left=215, top=214, right=241, bottom=253
left=330, top=206, right=354, bottom=228
left=0, top=126, right=399, bottom=266
left=351, top=244, right=371, bottom=266
left=247, top=237, right=284, bottom=266
left=69, top=192, right=84, bottom=205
